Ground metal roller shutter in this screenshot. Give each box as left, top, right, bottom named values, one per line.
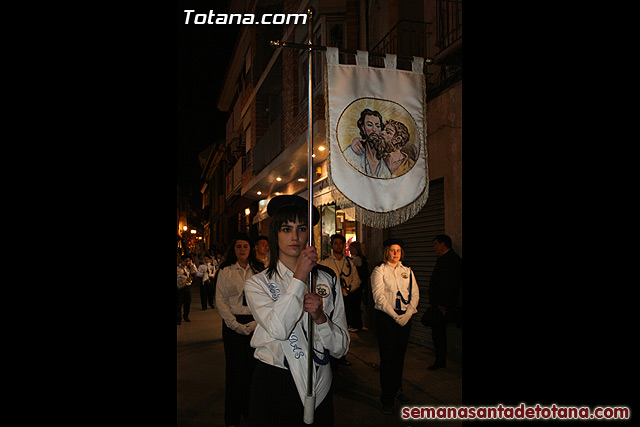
left=388, top=178, right=444, bottom=349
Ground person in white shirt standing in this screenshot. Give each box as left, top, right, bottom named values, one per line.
left=196, top=254, right=217, bottom=310
left=370, top=238, right=419, bottom=415
left=177, top=253, right=197, bottom=325
left=320, top=233, right=360, bottom=367
left=215, top=233, right=265, bottom=427
left=244, top=195, right=350, bottom=427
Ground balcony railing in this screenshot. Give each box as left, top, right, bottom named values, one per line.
left=370, top=20, right=432, bottom=70
left=252, top=115, right=282, bottom=174
left=369, top=16, right=461, bottom=101
left=436, top=0, right=462, bottom=53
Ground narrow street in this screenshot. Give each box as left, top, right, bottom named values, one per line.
left=178, top=286, right=461, bottom=427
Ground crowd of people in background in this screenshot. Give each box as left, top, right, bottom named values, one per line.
left=177, top=246, right=223, bottom=324
left=177, top=207, right=462, bottom=426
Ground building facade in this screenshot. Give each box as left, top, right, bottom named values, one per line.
left=201, top=0, right=462, bottom=362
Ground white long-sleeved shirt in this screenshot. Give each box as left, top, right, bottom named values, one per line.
left=244, top=260, right=350, bottom=407
left=371, top=261, right=419, bottom=319
left=177, top=263, right=197, bottom=288
left=196, top=262, right=216, bottom=282
left=319, top=254, right=361, bottom=293
left=215, top=262, right=255, bottom=333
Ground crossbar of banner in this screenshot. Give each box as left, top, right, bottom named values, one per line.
left=270, top=39, right=437, bottom=65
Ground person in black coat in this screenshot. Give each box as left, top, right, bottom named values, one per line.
left=427, top=234, right=462, bottom=370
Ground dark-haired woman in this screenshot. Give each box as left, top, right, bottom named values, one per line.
left=244, top=195, right=349, bottom=427
left=215, top=233, right=265, bottom=427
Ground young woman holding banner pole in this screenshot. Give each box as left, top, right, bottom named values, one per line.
left=244, top=195, right=349, bottom=426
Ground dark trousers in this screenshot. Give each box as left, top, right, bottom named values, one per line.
left=177, top=287, right=191, bottom=320
left=222, top=315, right=256, bottom=426
left=200, top=280, right=214, bottom=309
left=250, top=360, right=334, bottom=427
left=345, top=288, right=363, bottom=330
left=431, top=322, right=447, bottom=364
left=375, top=309, right=412, bottom=405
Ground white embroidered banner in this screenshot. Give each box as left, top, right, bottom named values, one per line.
left=324, top=48, right=429, bottom=228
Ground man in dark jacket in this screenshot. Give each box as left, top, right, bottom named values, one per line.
left=427, top=234, right=462, bottom=370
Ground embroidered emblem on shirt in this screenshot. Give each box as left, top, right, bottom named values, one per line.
left=267, top=282, right=281, bottom=300
left=401, top=272, right=408, bottom=279
left=316, top=284, right=330, bottom=298
left=288, top=331, right=304, bottom=359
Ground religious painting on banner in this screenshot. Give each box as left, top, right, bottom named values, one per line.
left=324, top=47, right=429, bottom=228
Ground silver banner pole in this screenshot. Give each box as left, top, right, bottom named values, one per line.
left=303, top=6, right=316, bottom=425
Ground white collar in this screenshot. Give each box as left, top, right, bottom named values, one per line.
left=384, top=261, right=404, bottom=269
left=330, top=253, right=346, bottom=262
left=276, top=259, right=294, bottom=279
left=232, top=262, right=250, bottom=271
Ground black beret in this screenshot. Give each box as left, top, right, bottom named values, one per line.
left=232, top=232, right=253, bottom=246
left=267, top=194, right=320, bottom=225
left=383, top=238, right=404, bottom=249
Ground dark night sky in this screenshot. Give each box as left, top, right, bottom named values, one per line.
left=177, top=0, right=240, bottom=199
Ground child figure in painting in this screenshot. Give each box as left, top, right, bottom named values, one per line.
left=379, top=119, right=415, bottom=176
